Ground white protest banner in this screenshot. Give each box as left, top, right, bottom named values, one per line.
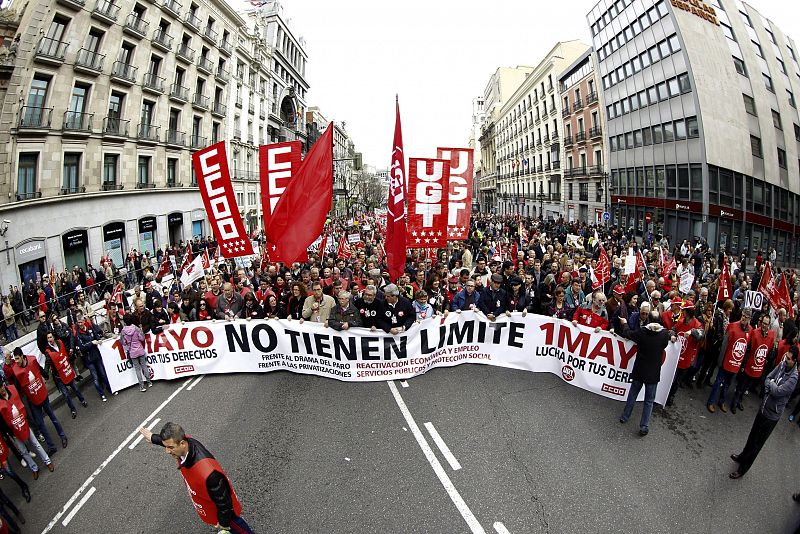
left=347, top=233, right=361, bottom=244
left=566, top=234, right=581, bottom=248
left=100, top=312, right=679, bottom=405
left=744, top=290, right=763, bottom=310
left=679, top=270, right=695, bottom=294
left=624, top=255, right=637, bottom=275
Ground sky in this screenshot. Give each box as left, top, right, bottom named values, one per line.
left=237, top=0, right=800, bottom=169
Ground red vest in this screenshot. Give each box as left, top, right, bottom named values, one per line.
left=573, top=307, right=609, bottom=330
left=0, top=386, right=30, bottom=441
left=722, top=322, right=751, bottom=373
left=661, top=310, right=681, bottom=330
left=744, top=328, right=776, bottom=378
left=45, top=341, right=77, bottom=385
left=675, top=318, right=703, bottom=369
left=12, top=357, right=48, bottom=406
left=179, top=452, right=242, bottom=525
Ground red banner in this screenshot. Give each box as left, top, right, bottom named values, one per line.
left=436, top=147, right=474, bottom=240
left=259, top=141, right=302, bottom=256
left=192, top=142, right=254, bottom=258
left=592, top=245, right=610, bottom=289
left=757, top=262, right=785, bottom=312
left=780, top=273, right=794, bottom=319
left=717, top=259, right=733, bottom=302
left=407, top=158, right=450, bottom=249
left=387, top=99, right=407, bottom=282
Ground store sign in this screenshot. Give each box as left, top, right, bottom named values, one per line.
left=671, top=0, right=719, bottom=26
left=168, top=213, right=184, bottom=226
left=139, top=217, right=157, bottom=233
left=15, top=239, right=46, bottom=263
left=103, top=224, right=125, bottom=240
left=62, top=230, right=87, bottom=249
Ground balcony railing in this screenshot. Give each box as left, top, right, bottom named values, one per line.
left=74, top=48, right=105, bottom=72
left=16, top=191, right=42, bottom=201
left=169, top=83, right=189, bottom=101
left=215, top=66, right=230, bottom=83
left=18, top=106, right=53, bottom=129
left=184, top=12, right=200, bottom=30
left=176, top=43, right=195, bottom=63
left=192, top=93, right=209, bottom=110
left=233, top=128, right=241, bottom=140
left=569, top=166, right=588, bottom=177
left=136, top=182, right=156, bottom=189
left=137, top=123, right=160, bottom=142
left=190, top=135, right=207, bottom=149
left=111, top=61, right=137, bottom=84
left=552, top=161, right=561, bottom=170
left=57, top=0, right=85, bottom=9
left=579, top=192, right=589, bottom=202
left=562, top=107, right=570, bottom=118
left=589, top=164, right=605, bottom=175
left=549, top=107, right=557, bottom=116
left=589, top=126, right=602, bottom=139
left=162, top=0, right=181, bottom=17
left=152, top=28, right=173, bottom=50
left=35, top=37, right=68, bottom=62
left=203, top=26, right=218, bottom=44
left=219, top=38, right=233, bottom=55
left=587, top=91, right=598, bottom=104
left=60, top=186, right=86, bottom=195
left=547, top=83, right=553, bottom=93
left=550, top=193, right=561, bottom=202
left=92, top=0, right=120, bottom=22
left=124, top=14, right=149, bottom=37
left=211, top=101, right=227, bottom=116
left=101, top=183, right=124, bottom=191
left=143, top=72, right=166, bottom=93
left=248, top=134, right=254, bottom=144
left=103, top=116, right=129, bottom=136
left=197, top=56, right=213, bottom=74
left=235, top=95, right=243, bottom=108
left=575, top=130, right=587, bottom=142
left=63, top=111, right=93, bottom=132
left=165, top=129, right=186, bottom=146
left=573, top=98, right=583, bottom=111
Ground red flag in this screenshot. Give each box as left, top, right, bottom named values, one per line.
left=156, top=254, right=171, bottom=278
left=387, top=97, right=407, bottom=282
left=179, top=243, right=193, bottom=273
left=427, top=247, right=437, bottom=266
left=592, top=245, right=611, bottom=289
left=318, top=234, right=329, bottom=258
left=201, top=248, right=210, bottom=270
left=436, top=148, right=474, bottom=240
left=213, top=244, right=220, bottom=264
left=716, top=258, right=733, bottom=302
left=260, top=140, right=302, bottom=258
left=337, top=234, right=351, bottom=260
left=757, top=262, right=784, bottom=312
left=779, top=272, right=794, bottom=319
left=259, top=246, right=270, bottom=272
left=192, top=142, right=254, bottom=258
left=264, top=124, right=333, bottom=263
left=407, top=158, right=450, bottom=248
left=110, top=281, right=124, bottom=306
left=661, top=255, right=676, bottom=278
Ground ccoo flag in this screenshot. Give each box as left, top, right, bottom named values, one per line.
left=386, top=97, right=407, bottom=283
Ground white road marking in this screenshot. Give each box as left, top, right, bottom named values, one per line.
left=424, top=422, right=462, bottom=471
left=400, top=380, right=409, bottom=388
left=61, top=486, right=96, bottom=527
left=387, top=381, right=485, bottom=534
left=41, top=378, right=194, bottom=534
left=128, top=418, right=162, bottom=450
left=186, top=375, right=205, bottom=391
left=493, top=521, right=511, bottom=534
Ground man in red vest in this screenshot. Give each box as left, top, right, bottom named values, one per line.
left=729, top=312, right=776, bottom=414
left=707, top=307, right=752, bottom=413
left=139, top=422, right=255, bottom=533
left=11, top=347, right=67, bottom=454
left=572, top=290, right=609, bottom=331
left=43, top=331, right=88, bottom=419
left=667, top=302, right=705, bottom=406
left=0, top=384, right=53, bottom=479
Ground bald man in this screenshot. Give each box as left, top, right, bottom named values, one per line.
left=215, top=282, right=244, bottom=320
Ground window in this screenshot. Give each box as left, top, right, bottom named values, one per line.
left=772, top=109, right=783, bottom=130
left=167, top=158, right=177, bottom=186
left=677, top=73, right=691, bottom=93
left=640, top=50, right=651, bottom=69
left=752, top=41, right=764, bottom=58
left=103, top=154, right=117, bottom=186
left=17, top=153, right=37, bottom=197
left=625, top=132, right=633, bottom=149
left=647, top=86, right=658, bottom=105
left=63, top=153, right=80, bottom=191
left=652, top=124, right=663, bottom=144
left=662, top=121, right=674, bottom=142
left=764, top=74, right=774, bottom=92
left=733, top=57, right=747, bottom=77
left=674, top=119, right=687, bottom=140
left=668, top=34, right=681, bottom=53
left=643, top=127, right=653, bottom=145
left=657, top=82, right=669, bottom=101
left=629, top=94, right=639, bottom=111
left=690, top=165, right=703, bottom=202
left=750, top=135, right=763, bottom=157
left=777, top=59, right=787, bottom=74
left=668, top=77, right=680, bottom=97
left=634, top=130, right=643, bottom=147
left=789, top=90, right=797, bottom=108
left=678, top=165, right=690, bottom=200
left=138, top=156, right=150, bottom=185
left=743, top=94, right=757, bottom=115
left=721, top=22, right=735, bottom=41
left=778, top=147, right=788, bottom=168
left=610, top=136, right=617, bottom=152
left=795, top=123, right=800, bottom=142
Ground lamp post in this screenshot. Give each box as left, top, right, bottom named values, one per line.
left=537, top=191, right=547, bottom=220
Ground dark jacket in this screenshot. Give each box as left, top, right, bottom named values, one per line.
left=761, top=361, right=799, bottom=420
left=150, top=308, right=170, bottom=333
left=354, top=297, right=389, bottom=331
left=328, top=303, right=363, bottom=331
left=479, top=286, right=508, bottom=316
left=384, top=296, right=415, bottom=331
left=622, top=322, right=673, bottom=384
left=75, top=324, right=104, bottom=365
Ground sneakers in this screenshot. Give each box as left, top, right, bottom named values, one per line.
left=639, top=428, right=649, bottom=436
left=736, top=402, right=744, bottom=412
left=112, top=391, right=119, bottom=396
left=140, top=386, right=147, bottom=392
left=71, top=411, right=77, bottom=419
left=790, top=415, right=796, bottom=422
left=19, top=459, right=26, bottom=469
left=147, top=381, right=153, bottom=388
left=80, top=400, right=88, bottom=408
left=101, top=396, right=108, bottom=402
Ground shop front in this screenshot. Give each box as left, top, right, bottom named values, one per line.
left=15, top=239, right=46, bottom=287
left=168, top=212, right=184, bottom=246
left=191, top=209, right=205, bottom=239
left=62, top=229, right=88, bottom=271
left=103, top=222, right=126, bottom=268
left=138, top=216, right=157, bottom=257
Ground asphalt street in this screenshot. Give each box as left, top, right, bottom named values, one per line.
left=11, top=363, right=800, bottom=534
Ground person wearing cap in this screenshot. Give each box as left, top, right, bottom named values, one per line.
left=707, top=307, right=753, bottom=413
left=479, top=273, right=508, bottom=321
left=661, top=296, right=683, bottom=329
left=383, top=284, right=414, bottom=335
left=667, top=302, right=705, bottom=406
left=507, top=276, right=529, bottom=313
left=729, top=312, right=775, bottom=414
left=451, top=279, right=481, bottom=312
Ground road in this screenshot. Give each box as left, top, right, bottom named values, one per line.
left=13, top=364, right=800, bottom=533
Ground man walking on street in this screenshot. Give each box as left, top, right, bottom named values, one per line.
left=138, top=422, right=255, bottom=533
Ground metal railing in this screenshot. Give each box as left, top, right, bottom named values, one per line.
left=176, top=43, right=195, bottom=62
left=143, top=72, right=166, bottom=92
left=219, top=38, right=232, bottom=55
left=101, top=183, right=124, bottom=191
left=137, top=123, right=160, bottom=142
left=125, top=13, right=149, bottom=35
left=215, top=66, right=230, bottom=82
left=184, top=12, right=200, bottom=30
left=197, top=56, right=213, bottom=73
left=93, top=0, right=120, bottom=20
left=162, top=0, right=181, bottom=16
left=575, top=130, right=587, bottom=142
left=36, top=37, right=68, bottom=61
left=589, top=126, right=602, bottom=138
left=75, top=48, right=104, bottom=70
left=63, top=111, right=93, bottom=131
left=152, top=28, right=173, bottom=49
left=587, top=91, right=598, bottom=104
left=192, top=93, right=209, bottom=109
left=111, top=61, right=137, bottom=82
left=203, top=26, right=218, bottom=43
left=165, top=129, right=186, bottom=145
left=169, top=83, right=189, bottom=100
left=60, top=186, right=86, bottom=195
left=212, top=101, right=227, bottom=115
left=573, top=98, right=583, bottom=111
left=103, top=117, right=129, bottom=136
left=190, top=135, right=206, bottom=148
left=18, top=106, right=53, bottom=129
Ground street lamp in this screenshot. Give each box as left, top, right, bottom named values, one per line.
left=536, top=191, right=547, bottom=220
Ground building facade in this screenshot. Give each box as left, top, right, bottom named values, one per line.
left=468, top=96, right=484, bottom=212
left=588, top=0, right=800, bottom=262
left=559, top=49, right=608, bottom=224
left=494, top=41, right=590, bottom=219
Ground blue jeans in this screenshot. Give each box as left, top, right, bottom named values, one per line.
left=229, top=515, right=256, bottom=533
left=13, top=432, right=51, bottom=473
left=55, top=379, right=85, bottom=413
left=30, top=398, right=65, bottom=451
left=707, top=369, right=735, bottom=407
left=3, top=324, right=16, bottom=341
left=620, top=380, right=658, bottom=431
left=86, top=360, right=113, bottom=398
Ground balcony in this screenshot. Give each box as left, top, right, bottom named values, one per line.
left=176, top=43, right=195, bottom=63
left=136, top=182, right=156, bottom=189
left=233, top=128, right=241, bottom=140
left=235, top=95, right=243, bottom=108
left=152, top=28, right=173, bottom=51
left=165, top=129, right=186, bottom=146
left=589, top=126, right=602, bottom=139
left=571, top=166, right=588, bottom=177
left=101, top=183, right=124, bottom=191
left=102, top=117, right=129, bottom=138
left=110, top=61, right=137, bottom=85
left=62, top=111, right=93, bottom=134
left=547, top=83, right=553, bottom=93
left=202, top=26, right=218, bottom=45
left=219, top=38, right=233, bottom=56
left=60, top=186, right=86, bottom=195
left=35, top=37, right=68, bottom=65
left=137, top=123, right=160, bottom=143
left=589, top=164, right=605, bottom=175
left=56, top=0, right=85, bottom=10
left=248, top=101, right=255, bottom=115
left=543, top=134, right=550, bottom=144
left=74, top=48, right=105, bottom=75
left=215, top=66, right=230, bottom=84
left=247, top=134, right=254, bottom=144
left=211, top=101, right=227, bottom=117
left=552, top=161, right=561, bottom=170
left=534, top=115, right=541, bottom=125
left=550, top=193, right=561, bottom=202
left=18, top=106, right=53, bottom=131
left=91, top=0, right=119, bottom=24
left=16, top=191, right=42, bottom=201
left=536, top=139, right=542, bottom=148
left=161, top=0, right=181, bottom=18
left=195, top=57, right=212, bottom=75
left=142, top=72, right=165, bottom=94
left=562, top=107, right=570, bottom=118
left=587, top=91, right=598, bottom=105
left=550, top=107, right=557, bottom=116
left=169, top=83, right=189, bottom=102
left=192, top=93, right=209, bottom=111
left=166, top=180, right=182, bottom=188
left=573, top=98, right=583, bottom=111
left=184, top=12, right=200, bottom=31
left=124, top=14, right=149, bottom=38
left=190, top=135, right=206, bottom=149
left=544, top=163, right=551, bottom=171
left=575, top=130, right=587, bottom=143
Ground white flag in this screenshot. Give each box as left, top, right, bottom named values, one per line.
left=679, top=269, right=695, bottom=294
left=180, top=250, right=210, bottom=286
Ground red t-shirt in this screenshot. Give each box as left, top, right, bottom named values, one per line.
left=573, top=307, right=609, bottom=330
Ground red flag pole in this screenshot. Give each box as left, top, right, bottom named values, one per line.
left=386, top=95, right=407, bottom=282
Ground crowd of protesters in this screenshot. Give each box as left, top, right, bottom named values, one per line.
left=0, top=214, right=799, bottom=530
